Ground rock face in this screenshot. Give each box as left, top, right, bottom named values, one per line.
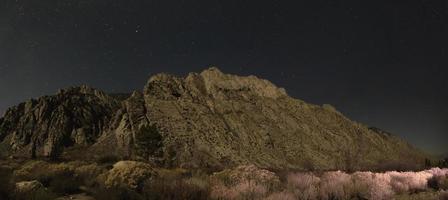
left=0, top=85, right=119, bottom=159
left=0, top=68, right=428, bottom=170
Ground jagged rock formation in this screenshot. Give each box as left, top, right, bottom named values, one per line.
left=0, top=68, right=428, bottom=170
left=0, top=86, right=119, bottom=159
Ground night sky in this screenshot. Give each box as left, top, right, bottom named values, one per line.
left=0, top=0, right=447, bottom=154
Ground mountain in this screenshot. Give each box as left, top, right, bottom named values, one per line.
left=0, top=68, right=428, bottom=170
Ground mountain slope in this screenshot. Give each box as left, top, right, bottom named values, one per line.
left=0, top=68, right=428, bottom=170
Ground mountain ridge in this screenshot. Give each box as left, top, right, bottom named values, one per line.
left=0, top=67, right=429, bottom=170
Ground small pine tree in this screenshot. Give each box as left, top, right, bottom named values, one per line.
left=440, top=158, right=448, bottom=168
left=425, top=158, right=432, bottom=168
left=134, top=124, right=163, bottom=160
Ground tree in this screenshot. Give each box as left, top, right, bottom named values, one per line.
left=134, top=124, right=163, bottom=160
left=425, top=158, right=432, bottom=168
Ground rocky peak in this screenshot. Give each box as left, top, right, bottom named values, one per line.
left=198, top=67, right=287, bottom=99
left=56, top=85, right=117, bottom=106
left=0, top=85, right=120, bottom=159
left=143, top=67, right=287, bottom=101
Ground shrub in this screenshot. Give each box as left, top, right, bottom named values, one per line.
left=428, top=176, right=441, bottom=190
left=426, top=168, right=448, bottom=178
left=98, top=161, right=156, bottom=190
left=16, top=167, right=83, bottom=196
left=210, top=180, right=270, bottom=200
left=286, top=172, right=320, bottom=200
left=47, top=170, right=83, bottom=195
left=427, top=168, right=448, bottom=190
left=140, top=168, right=209, bottom=200
left=352, top=172, right=394, bottom=200
left=92, top=186, right=142, bottom=200
left=264, top=191, right=296, bottom=200
left=12, top=160, right=106, bottom=196
left=209, top=183, right=239, bottom=199
left=96, top=155, right=120, bottom=164
left=351, top=172, right=372, bottom=199
left=441, top=178, right=448, bottom=190
left=13, top=160, right=50, bottom=181
left=319, top=171, right=353, bottom=200
left=387, top=171, right=432, bottom=193
left=212, top=165, right=280, bottom=188
left=75, top=163, right=106, bottom=187
left=142, top=176, right=210, bottom=200
left=210, top=165, right=280, bottom=199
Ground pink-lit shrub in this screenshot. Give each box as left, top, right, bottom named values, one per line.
left=210, top=179, right=270, bottom=199
left=319, top=171, right=353, bottom=200
left=350, top=169, right=447, bottom=199
left=368, top=173, right=395, bottom=200
left=226, top=165, right=280, bottom=186
left=427, top=168, right=448, bottom=190
left=387, top=171, right=433, bottom=193
left=426, top=168, right=448, bottom=178
left=264, top=191, right=296, bottom=200
left=286, top=172, right=320, bottom=199
left=210, top=165, right=280, bottom=199
left=236, top=181, right=268, bottom=199
left=209, top=184, right=240, bottom=200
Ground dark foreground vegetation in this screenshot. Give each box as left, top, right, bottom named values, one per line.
left=0, top=157, right=448, bottom=200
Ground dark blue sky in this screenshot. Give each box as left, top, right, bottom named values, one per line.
left=0, top=0, right=447, bottom=154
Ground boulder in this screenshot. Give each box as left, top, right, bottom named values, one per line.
left=15, top=180, right=43, bottom=194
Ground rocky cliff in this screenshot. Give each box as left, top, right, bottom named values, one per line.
left=0, top=86, right=119, bottom=159
left=0, top=68, right=428, bottom=170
